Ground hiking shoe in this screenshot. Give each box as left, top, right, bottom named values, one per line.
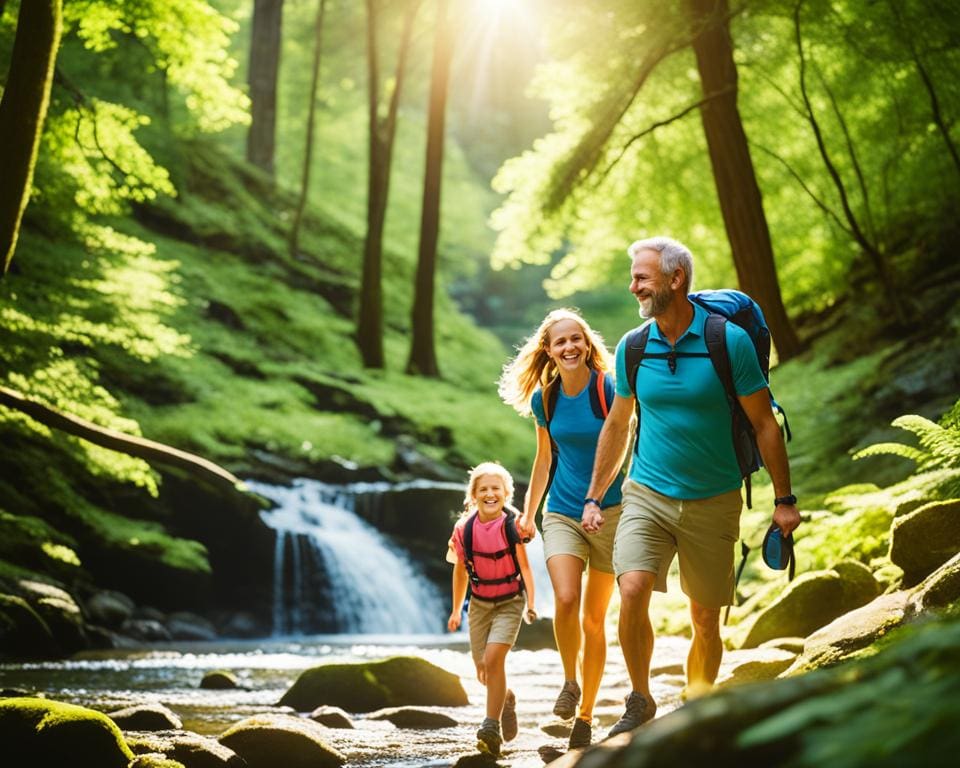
left=568, top=717, right=592, bottom=749
left=606, top=692, right=656, bottom=738
left=476, top=719, right=502, bottom=757
left=552, top=679, right=581, bottom=719
left=502, top=688, right=518, bottom=742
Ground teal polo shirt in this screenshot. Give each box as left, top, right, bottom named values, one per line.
left=614, top=302, right=767, bottom=499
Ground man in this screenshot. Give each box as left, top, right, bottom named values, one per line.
left=580, top=236, right=801, bottom=737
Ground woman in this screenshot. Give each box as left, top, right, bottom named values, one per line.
left=498, top=309, right=624, bottom=750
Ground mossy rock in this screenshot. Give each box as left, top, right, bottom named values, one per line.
left=200, top=670, right=239, bottom=690
left=739, top=571, right=846, bottom=648
left=889, top=499, right=960, bottom=586
left=0, top=697, right=133, bottom=767
left=129, top=755, right=187, bottom=768
left=219, top=713, right=345, bottom=768
left=126, top=728, right=244, bottom=767
left=366, top=706, right=459, bottom=729
left=0, top=593, right=58, bottom=658
left=278, top=656, right=468, bottom=713
left=108, top=703, right=182, bottom=731
left=830, top=559, right=881, bottom=608
left=18, top=580, right=88, bottom=654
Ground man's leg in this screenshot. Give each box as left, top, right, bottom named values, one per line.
left=617, top=570, right=656, bottom=697
left=686, top=599, right=723, bottom=696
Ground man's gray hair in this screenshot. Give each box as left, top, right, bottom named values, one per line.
left=627, top=236, right=695, bottom=293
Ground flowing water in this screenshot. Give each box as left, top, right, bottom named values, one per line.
left=0, top=480, right=687, bottom=764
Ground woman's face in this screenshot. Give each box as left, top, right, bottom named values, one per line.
left=546, top=318, right=589, bottom=372
left=473, top=473, right=507, bottom=519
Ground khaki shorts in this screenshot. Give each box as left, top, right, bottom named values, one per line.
left=467, top=593, right=524, bottom=665
left=613, top=481, right=742, bottom=608
left=542, top=505, right=622, bottom=574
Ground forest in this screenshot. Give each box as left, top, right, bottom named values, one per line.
left=1, top=0, right=959, bottom=766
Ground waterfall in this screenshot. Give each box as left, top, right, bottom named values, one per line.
left=249, top=479, right=446, bottom=636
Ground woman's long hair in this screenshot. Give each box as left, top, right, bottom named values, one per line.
left=498, top=308, right=613, bottom=417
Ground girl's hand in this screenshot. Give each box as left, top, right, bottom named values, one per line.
left=517, top=514, right=536, bottom=541
left=524, top=606, right=538, bottom=625
left=447, top=611, right=462, bottom=632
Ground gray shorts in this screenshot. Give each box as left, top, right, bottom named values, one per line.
left=467, top=593, right=524, bottom=665
left=613, top=481, right=742, bottom=608
left=541, top=505, right=622, bottom=574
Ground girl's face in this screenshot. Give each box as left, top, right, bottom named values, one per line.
left=546, top=318, right=589, bottom=372
left=473, top=473, right=507, bottom=519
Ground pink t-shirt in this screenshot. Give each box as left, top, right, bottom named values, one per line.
left=449, top=513, right=520, bottom=600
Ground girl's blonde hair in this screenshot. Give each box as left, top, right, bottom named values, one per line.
left=463, top=461, right=515, bottom=512
left=498, top=308, right=613, bottom=417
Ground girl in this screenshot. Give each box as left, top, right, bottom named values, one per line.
left=447, top=462, right=536, bottom=757
left=498, top=309, right=625, bottom=749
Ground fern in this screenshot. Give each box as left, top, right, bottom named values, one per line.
left=853, top=414, right=960, bottom=471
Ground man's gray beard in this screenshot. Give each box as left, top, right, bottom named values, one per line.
left=638, top=287, right=672, bottom=319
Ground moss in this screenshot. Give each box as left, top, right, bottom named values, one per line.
left=0, top=697, right=133, bottom=767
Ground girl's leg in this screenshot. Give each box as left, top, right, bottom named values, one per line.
left=482, top=642, right=511, bottom=720
left=578, top=566, right=616, bottom=720
left=547, top=554, right=586, bottom=682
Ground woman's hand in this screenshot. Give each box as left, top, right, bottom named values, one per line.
left=517, top=513, right=537, bottom=541
left=582, top=505, right=604, bottom=534
left=447, top=610, right=462, bottom=632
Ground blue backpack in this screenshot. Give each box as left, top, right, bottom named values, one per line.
left=623, top=289, right=791, bottom=508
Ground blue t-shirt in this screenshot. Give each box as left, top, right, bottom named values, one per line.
left=614, top=302, right=768, bottom=499
left=531, top=375, right=623, bottom=519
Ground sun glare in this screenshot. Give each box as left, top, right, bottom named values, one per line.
left=469, top=0, right=523, bottom=25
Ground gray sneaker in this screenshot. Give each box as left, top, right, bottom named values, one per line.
left=606, top=691, right=656, bottom=738
left=477, top=718, right=502, bottom=756
left=552, top=679, right=581, bottom=719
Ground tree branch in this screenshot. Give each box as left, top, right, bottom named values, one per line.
left=0, top=385, right=246, bottom=497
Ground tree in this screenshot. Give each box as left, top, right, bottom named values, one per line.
left=0, top=0, right=62, bottom=276
left=357, top=0, right=421, bottom=369
left=688, top=0, right=801, bottom=357
left=289, top=0, right=327, bottom=257
left=407, top=0, right=453, bottom=377
left=246, top=0, right=284, bottom=177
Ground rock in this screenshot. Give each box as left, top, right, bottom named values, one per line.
left=218, top=612, right=262, bottom=639
left=515, top=617, right=556, bottom=651
left=84, top=590, right=136, bottom=629
left=540, top=720, right=573, bottom=737
left=129, top=755, right=186, bottom=768
left=17, top=580, right=87, bottom=653
left=905, top=551, right=960, bottom=616
left=366, top=706, right=458, bottom=729
left=219, top=713, right=345, bottom=768
left=889, top=499, right=960, bottom=586
left=455, top=754, right=503, bottom=767
left=308, top=706, right=354, bottom=729
left=785, top=590, right=910, bottom=674
left=350, top=482, right=464, bottom=552
left=831, top=558, right=881, bottom=607
left=200, top=670, right=239, bottom=690
left=166, top=612, right=217, bottom=642
left=758, top=637, right=805, bottom=654
left=134, top=606, right=169, bottom=624
left=278, top=656, right=468, bottom=713
left=108, top=703, right=182, bottom=731
left=125, top=729, right=245, bottom=767
left=0, top=593, right=58, bottom=658
left=122, top=619, right=173, bottom=643
left=0, top=697, right=133, bottom=767
left=717, top=647, right=797, bottom=686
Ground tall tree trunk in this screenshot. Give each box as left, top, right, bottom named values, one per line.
left=357, top=0, right=419, bottom=369
left=687, top=0, right=801, bottom=361
left=407, top=0, right=453, bottom=378
left=246, top=0, right=284, bottom=177
left=0, top=0, right=62, bottom=276
left=289, top=0, right=327, bottom=257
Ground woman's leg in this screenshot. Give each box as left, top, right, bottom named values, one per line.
left=578, top=566, right=616, bottom=720
left=482, top=642, right=511, bottom=720
left=547, top=554, right=586, bottom=682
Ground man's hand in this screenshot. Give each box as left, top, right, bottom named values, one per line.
left=773, top=503, right=801, bottom=537
left=582, top=504, right=604, bottom=534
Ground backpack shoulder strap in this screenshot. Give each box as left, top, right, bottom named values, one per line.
left=543, top=377, right=561, bottom=425
left=704, top=313, right=736, bottom=404
left=587, top=369, right=610, bottom=420
left=462, top=511, right=479, bottom=565
left=504, top=510, right=521, bottom=547
left=624, top=323, right=653, bottom=398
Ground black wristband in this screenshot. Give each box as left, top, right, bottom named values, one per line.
left=584, top=497, right=602, bottom=509
left=774, top=494, right=797, bottom=507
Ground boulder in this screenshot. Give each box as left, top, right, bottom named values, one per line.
left=717, top=647, right=797, bottom=686
left=366, top=706, right=458, bottom=729
left=278, top=656, right=468, bottom=713
left=125, top=729, right=245, bottom=767
left=122, top=619, right=173, bottom=643
left=515, top=617, right=556, bottom=650
left=0, top=697, right=133, bottom=767
left=308, top=706, right=354, bottom=729
left=129, top=755, right=186, bottom=768
left=0, top=593, right=58, bottom=658
left=84, top=590, right=136, bottom=629
left=17, top=580, right=87, bottom=654
left=166, top=612, right=217, bottom=642
left=200, top=670, right=240, bottom=690
left=905, top=551, right=960, bottom=616
left=219, top=713, right=345, bottom=768
left=890, top=499, right=960, bottom=586
left=108, top=703, right=182, bottom=731
left=541, top=720, right=573, bottom=737
left=217, top=612, right=262, bottom=639
left=784, top=590, right=910, bottom=674
left=830, top=559, right=881, bottom=608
